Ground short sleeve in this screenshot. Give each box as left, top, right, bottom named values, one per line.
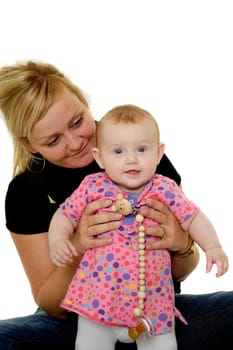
left=5, top=172, right=58, bottom=234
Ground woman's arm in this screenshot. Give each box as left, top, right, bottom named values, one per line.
left=171, top=247, right=200, bottom=281
left=11, top=231, right=79, bottom=318
left=11, top=199, right=122, bottom=318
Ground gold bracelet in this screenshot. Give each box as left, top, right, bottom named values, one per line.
left=172, top=234, right=195, bottom=257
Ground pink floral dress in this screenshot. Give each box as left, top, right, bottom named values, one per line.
left=60, top=172, right=198, bottom=335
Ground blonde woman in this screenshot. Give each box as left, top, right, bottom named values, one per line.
left=0, top=61, right=232, bottom=350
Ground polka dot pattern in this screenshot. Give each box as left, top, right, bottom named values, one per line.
left=61, top=172, right=198, bottom=335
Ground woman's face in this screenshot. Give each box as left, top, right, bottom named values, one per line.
left=27, top=87, right=96, bottom=168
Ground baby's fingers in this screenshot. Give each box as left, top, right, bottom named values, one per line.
left=215, top=258, right=229, bottom=277
left=206, top=256, right=229, bottom=277
left=67, top=241, right=78, bottom=257
left=52, top=253, right=71, bottom=267
left=206, top=257, right=213, bottom=274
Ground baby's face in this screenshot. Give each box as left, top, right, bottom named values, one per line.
left=96, top=119, right=163, bottom=192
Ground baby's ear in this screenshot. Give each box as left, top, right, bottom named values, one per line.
left=157, top=143, right=165, bottom=164
left=92, top=148, right=105, bottom=169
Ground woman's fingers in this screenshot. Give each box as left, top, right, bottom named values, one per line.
left=140, top=198, right=171, bottom=225
left=87, top=220, right=122, bottom=236
left=140, top=198, right=191, bottom=253
left=82, top=199, right=112, bottom=216
left=81, top=199, right=122, bottom=236
left=72, top=199, right=122, bottom=254
left=144, top=224, right=167, bottom=239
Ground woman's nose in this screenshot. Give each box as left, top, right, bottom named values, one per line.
left=67, top=133, right=82, bottom=149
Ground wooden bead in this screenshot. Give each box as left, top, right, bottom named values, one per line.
left=128, top=323, right=145, bottom=340
left=135, top=214, right=144, bottom=222
left=138, top=291, right=146, bottom=299
left=133, top=307, right=142, bottom=317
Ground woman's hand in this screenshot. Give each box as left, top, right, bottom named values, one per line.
left=140, top=198, right=189, bottom=252
left=71, top=199, right=122, bottom=256
left=140, top=198, right=200, bottom=281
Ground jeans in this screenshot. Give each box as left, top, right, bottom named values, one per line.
left=175, top=291, right=233, bottom=350
left=0, top=291, right=232, bottom=350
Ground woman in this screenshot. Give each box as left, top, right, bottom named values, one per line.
left=0, top=61, right=232, bottom=350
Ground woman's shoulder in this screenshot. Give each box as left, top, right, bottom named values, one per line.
left=5, top=169, right=55, bottom=234
left=7, top=169, right=42, bottom=195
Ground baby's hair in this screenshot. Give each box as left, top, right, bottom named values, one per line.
left=96, top=104, right=160, bottom=146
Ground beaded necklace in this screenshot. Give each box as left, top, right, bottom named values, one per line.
left=112, top=194, right=153, bottom=340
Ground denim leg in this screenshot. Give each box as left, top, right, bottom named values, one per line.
left=0, top=307, right=137, bottom=350
left=1, top=292, right=232, bottom=350
left=0, top=308, right=77, bottom=350
left=175, top=291, right=233, bottom=350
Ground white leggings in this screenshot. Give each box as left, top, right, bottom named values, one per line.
left=76, top=315, right=177, bottom=350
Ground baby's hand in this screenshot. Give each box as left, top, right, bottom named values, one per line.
left=50, top=239, right=78, bottom=267
left=206, top=247, right=229, bottom=277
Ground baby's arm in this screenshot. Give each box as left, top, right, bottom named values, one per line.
left=48, top=208, right=78, bottom=267
left=182, top=210, right=228, bottom=277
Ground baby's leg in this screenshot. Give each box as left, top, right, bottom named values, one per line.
left=76, top=316, right=136, bottom=350
left=137, top=328, right=177, bottom=350
left=76, top=316, right=116, bottom=350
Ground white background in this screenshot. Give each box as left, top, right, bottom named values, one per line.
left=0, top=0, right=232, bottom=319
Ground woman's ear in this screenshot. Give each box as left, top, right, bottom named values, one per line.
left=157, top=142, right=165, bottom=164
left=92, top=147, right=105, bottom=169
left=18, top=137, right=37, bottom=154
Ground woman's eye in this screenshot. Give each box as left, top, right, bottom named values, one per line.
left=47, top=136, right=59, bottom=146
left=72, top=116, right=82, bottom=127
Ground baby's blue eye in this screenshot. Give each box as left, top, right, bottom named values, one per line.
left=115, top=149, right=122, bottom=154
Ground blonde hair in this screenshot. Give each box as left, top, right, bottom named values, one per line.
left=96, top=104, right=160, bottom=147
left=0, top=61, right=89, bottom=176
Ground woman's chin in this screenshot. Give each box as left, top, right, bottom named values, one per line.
left=65, top=153, right=94, bottom=169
